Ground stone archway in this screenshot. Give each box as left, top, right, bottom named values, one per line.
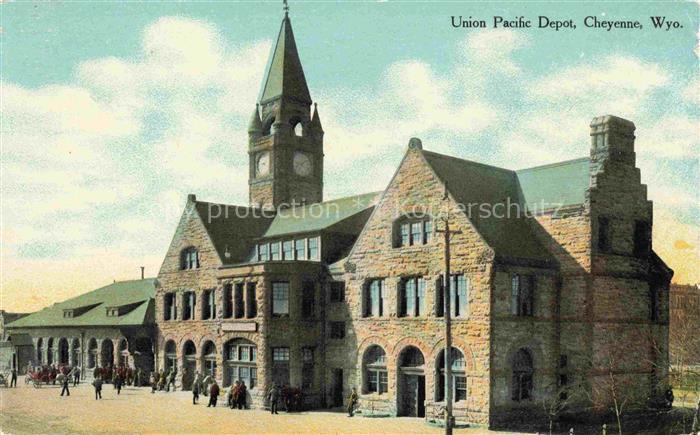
left=70, top=338, right=81, bottom=367
left=182, top=340, right=197, bottom=390
left=46, top=338, right=55, bottom=365
left=100, top=339, right=114, bottom=367
left=118, top=338, right=129, bottom=367
left=396, top=345, right=426, bottom=417
left=87, top=338, right=98, bottom=369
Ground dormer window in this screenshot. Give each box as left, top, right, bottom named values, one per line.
left=181, top=247, right=200, bottom=270
left=63, top=310, right=74, bottom=318
left=106, top=307, right=119, bottom=317
left=394, top=216, right=432, bottom=247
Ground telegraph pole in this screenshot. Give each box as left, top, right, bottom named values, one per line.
left=436, top=185, right=461, bottom=435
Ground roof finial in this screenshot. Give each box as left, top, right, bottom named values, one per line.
left=283, top=0, right=289, bottom=16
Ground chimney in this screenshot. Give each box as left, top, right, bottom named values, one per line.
left=140, top=266, right=145, bottom=280
left=590, top=115, right=636, bottom=173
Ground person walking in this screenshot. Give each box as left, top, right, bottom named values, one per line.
left=237, top=381, right=247, bottom=409
left=347, top=387, right=358, bottom=417
left=92, top=376, right=103, bottom=400
left=158, top=370, right=166, bottom=391
left=192, top=377, right=200, bottom=405
left=72, top=366, right=80, bottom=386
left=115, top=374, right=123, bottom=395
left=10, top=368, right=17, bottom=388
left=150, top=372, right=157, bottom=394
left=228, top=381, right=237, bottom=409
left=267, top=383, right=280, bottom=415
left=60, top=374, right=70, bottom=397
left=167, top=368, right=177, bottom=392
left=208, top=381, right=220, bottom=408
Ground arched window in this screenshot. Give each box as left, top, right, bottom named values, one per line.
left=292, top=120, right=303, bottom=137
left=512, top=348, right=533, bottom=401
left=363, top=345, right=387, bottom=394
left=436, top=347, right=467, bottom=402
left=262, top=116, right=275, bottom=136
left=224, top=339, right=257, bottom=388
left=393, top=216, right=432, bottom=248
left=164, top=340, right=177, bottom=372
left=58, top=337, right=69, bottom=365
left=202, top=341, right=217, bottom=378
left=181, top=247, right=199, bottom=270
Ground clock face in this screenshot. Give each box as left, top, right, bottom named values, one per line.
left=256, top=152, right=270, bottom=177
left=293, top=151, right=312, bottom=177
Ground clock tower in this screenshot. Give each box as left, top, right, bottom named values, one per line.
left=248, top=7, right=324, bottom=210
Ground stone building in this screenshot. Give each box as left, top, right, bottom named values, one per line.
left=154, top=7, right=673, bottom=428
left=6, top=279, right=156, bottom=377
left=669, top=283, right=700, bottom=367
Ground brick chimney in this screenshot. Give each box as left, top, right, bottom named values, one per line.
left=589, top=115, right=636, bottom=176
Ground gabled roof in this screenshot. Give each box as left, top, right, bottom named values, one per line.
left=194, top=200, right=274, bottom=265
left=263, top=192, right=381, bottom=238
left=6, top=279, right=156, bottom=328
left=421, top=150, right=556, bottom=264
left=259, top=15, right=311, bottom=104
left=515, top=158, right=590, bottom=211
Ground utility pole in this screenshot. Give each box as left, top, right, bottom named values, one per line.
left=436, top=185, right=461, bottom=435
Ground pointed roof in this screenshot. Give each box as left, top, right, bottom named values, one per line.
left=310, top=103, right=323, bottom=131
left=259, top=14, right=312, bottom=104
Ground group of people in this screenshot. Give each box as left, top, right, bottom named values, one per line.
left=149, top=368, right=178, bottom=393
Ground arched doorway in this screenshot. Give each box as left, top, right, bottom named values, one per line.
left=46, top=338, right=55, bottom=365
left=223, top=338, right=257, bottom=388
left=397, top=346, right=425, bottom=417
left=100, top=339, right=114, bottom=367
left=36, top=338, right=44, bottom=365
left=182, top=340, right=196, bottom=390
left=118, top=339, right=129, bottom=367
left=164, top=340, right=177, bottom=373
left=132, top=337, right=154, bottom=373
left=58, top=338, right=70, bottom=365
left=87, top=338, right=98, bottom=369
left=71, top=338, right=81, bottom=367
left=201, top=341, right=217, bottom=379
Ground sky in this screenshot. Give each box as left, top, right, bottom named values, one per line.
left=2, top=1, right=698, bottom=312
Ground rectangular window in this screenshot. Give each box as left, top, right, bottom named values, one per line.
left=330, top=321, right=345, bottom=339
left=367, top=370, right=388, bottom=394
left=435, top=277, right=444, bottom=317
left=202, top=289, right=216, bottom=320
left=404, top=278, right=415, bottom=317
left=246, top=283, right=257, bottom=318
left=272, top=347, right=290, bottom=361
left=308, top=237, right=320, bottom=261
left=223, top=284, right=233, bottom=318
left=450, top=275, right=468, bottom=317
left=366, top=280, right=384, bottom=317
left=282, top=240, right=294, bottom=260
left=455, top=376, right=467, bottom=401
left=330, top=281, right=345, bottom=303
left=234, top=283, right=245, bottom=318
left=164, top=292, right=177, bottom=321
left=239, top=346, right=249, bottom=362
left=302, top=348, right=314, bottom=390
left=411, top=222, right=422, bottom=245
left=258, top=244, right=269, bottom=262
left=400, top=223, right=410, bottom=247
left=295, top=239, right=306, bottom=260
left=417, top=277, right=426, bottom=316
left=302, top=281, right=315, bottom=318
left=272, top=282, right=290, bottom=315
left=183, top=291, right=195, bottom=320
left=511, top=275, right=534, bottom=316
left=598, top=216, right=611, bottom=252
left=423, top=220, right=432, bottom=244
left=634, top=221, right=651, bottom=257
left=270, top=242, right=281, bottom=261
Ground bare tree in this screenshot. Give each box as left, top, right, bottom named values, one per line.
left=538, top=381, right=574, bottom=435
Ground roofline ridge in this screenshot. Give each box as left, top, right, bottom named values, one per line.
left=516, top=156, right=589, bottom=173
left=420, top=149, right=515, bottom=174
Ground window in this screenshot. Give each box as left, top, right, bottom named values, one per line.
left=202, top=289, right=216, bottom=320
left=63, top=310, right=73, bottom=318
left=308, top=237, right=320, bottom=260
left=330, top=281, right=345, bottom=303
left=512, top=348, right=533, bottom=401
left=364, top=279, right=384, bottom=317
left=451, top=275, right=469, bottom=318
left=395, top=218, right=433, bottom=247
left=436, top=277, right=444, bottom=317
left=246, top=283, right=257, bottom=318
left=164, top=292, right=177, bottom=321
left=183, top=291, right=196, bottom=320
left=510, top=275, right=534, bottom=317
left=223, top=284, right=233, bottom=318
left=258, top=244, right=269, bottom=262
left=295, top=239, right=306, bottom=260
left=363, top=346, right=388, bottom=394
left=330, top=321, right=345, bottom=339
left=400, top=277, right=426, bottom=317
left=272, top=347, right=290, bottom=386
left=634, top=221, right=651, bottom=257
left=302, top=347, right=314, bottom=390
left=437, top=347, right=467, bottom=402
left=270, top=242, right=281, bottom=261
left=272, top=282, right=290, bottom=316
left=282, top=241, right=294, bottom=260
left=302, top=281, right=315, bottom=318
left=224, top=339, right=257, bottom=388
left=234, top=283, right=245, bottom=318
left=181, top=247, right=199, bottom=270
left=598, top=216, right=611, bottom=252
left=293, top=122, right=303, bottom=137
